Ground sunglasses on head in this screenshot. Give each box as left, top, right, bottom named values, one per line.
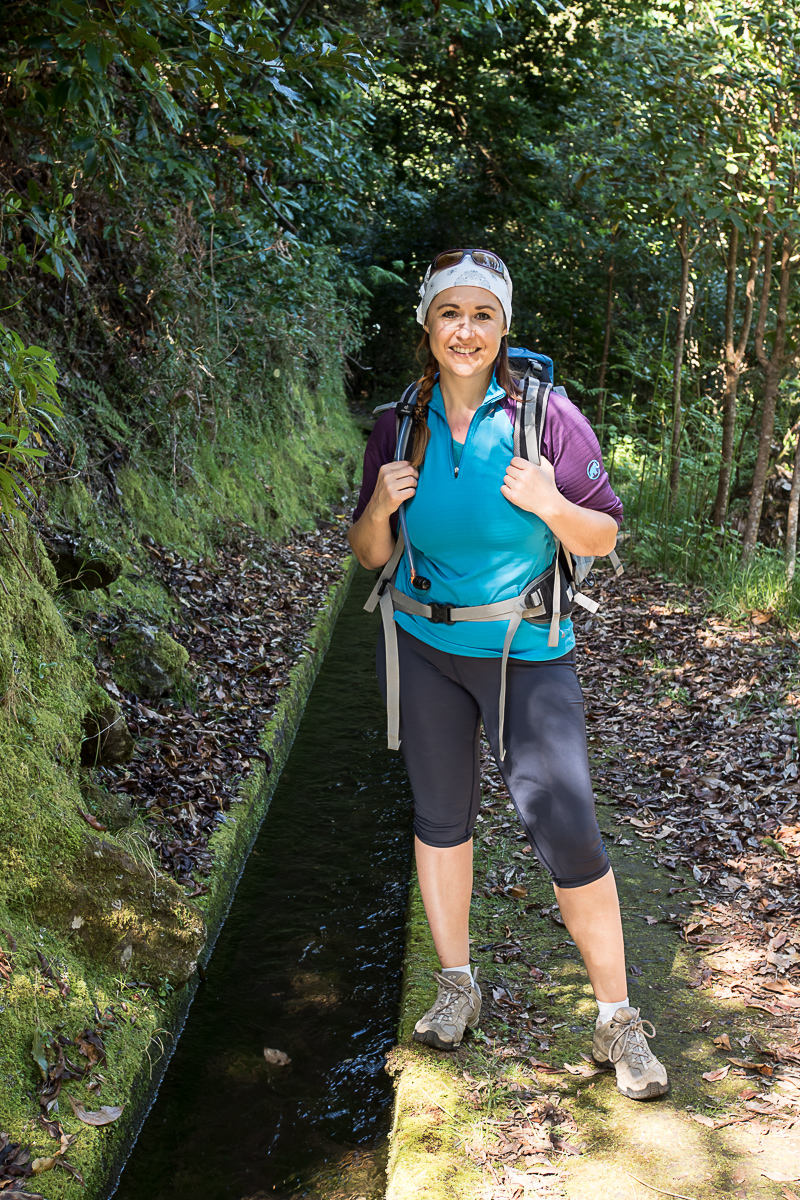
left=429, top=248, right=507, bottom=279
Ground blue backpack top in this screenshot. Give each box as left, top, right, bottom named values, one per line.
left=507, top=346, right=554, bottom=384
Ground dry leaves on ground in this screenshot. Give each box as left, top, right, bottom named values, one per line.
left=34, top=1008, right=118, bottom=1114
left=466, top=566, right=800, bottom=1191
left=91, top=521, right=350, bottom=894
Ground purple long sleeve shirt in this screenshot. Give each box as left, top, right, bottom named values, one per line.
left=353, top=387, right=623, bottom=528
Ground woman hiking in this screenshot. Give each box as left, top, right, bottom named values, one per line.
left=348, top=249, right=668, bottom=1101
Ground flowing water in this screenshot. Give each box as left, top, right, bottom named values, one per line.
left=113, top=567, right=413, bottom=1200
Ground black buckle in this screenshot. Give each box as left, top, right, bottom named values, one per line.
left=427, top=602, right=453, bottom=624
left=396, top=385, right=419, bottom=418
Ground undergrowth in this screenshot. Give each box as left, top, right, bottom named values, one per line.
left=612, top=435, right=800, bottom=630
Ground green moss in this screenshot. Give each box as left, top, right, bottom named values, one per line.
left=112, top=625, right=189, bottom=698
left=0, top=908, right=169, bottom=1200
left=112, top=365, right=362, bottom=558
left=0, top=516, right=206, bottom=1197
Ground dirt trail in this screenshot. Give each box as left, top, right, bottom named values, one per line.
left=386, top=567, right=800, bottom=1200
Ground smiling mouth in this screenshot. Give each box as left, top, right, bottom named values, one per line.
left=449, top=346, right=480, bottom=356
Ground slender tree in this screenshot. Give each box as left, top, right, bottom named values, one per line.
left=711, top=224, right=760, bottom=527
left=741, top=172, right=796, bottom=564
left=785, top=422, right=800, bottom=584
left=596, top=250, right=615, bottom=430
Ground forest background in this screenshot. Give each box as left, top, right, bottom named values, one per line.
left=1, top=0, right=799, bottom=611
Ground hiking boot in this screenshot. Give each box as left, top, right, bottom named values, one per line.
left=413, top=970, right=481, bottom=1051
left=592, top=1006, right=669, bottom=1100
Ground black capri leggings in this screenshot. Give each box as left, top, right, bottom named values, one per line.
left=377, top=624, right=610, bottom=889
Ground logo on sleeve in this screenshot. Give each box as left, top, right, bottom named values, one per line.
left=587, top=459, right=601, bottom=480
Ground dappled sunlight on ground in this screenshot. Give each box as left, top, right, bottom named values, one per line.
left=387, top=568, right=799, bottom=1200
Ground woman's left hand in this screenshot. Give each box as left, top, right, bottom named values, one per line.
left=501, top=455, right=560, bottom=519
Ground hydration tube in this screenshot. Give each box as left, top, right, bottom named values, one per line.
left=395, top=413, right=431, bottom=593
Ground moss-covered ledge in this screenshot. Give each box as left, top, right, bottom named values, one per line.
left=0, top=521, right=356, bottom=1200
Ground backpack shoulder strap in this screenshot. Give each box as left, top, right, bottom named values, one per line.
left=374, top=384, right=418, bottom=456
left=513, top=378, right=551, bottom=465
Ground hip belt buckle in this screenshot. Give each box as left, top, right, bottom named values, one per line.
left=428, top=602, right=454, bottom=624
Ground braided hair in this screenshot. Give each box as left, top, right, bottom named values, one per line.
left=407, top=333, right=521, bottom=469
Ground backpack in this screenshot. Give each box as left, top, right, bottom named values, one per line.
left=365, top=348, right=623, bottom=757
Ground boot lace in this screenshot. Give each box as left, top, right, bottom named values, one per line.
left=429, top=972, right=473, bottom=1022
left=608, top=1008, right=656, bottom=1072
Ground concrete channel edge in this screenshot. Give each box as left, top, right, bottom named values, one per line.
left=101, top=552, right=358, bottom=1198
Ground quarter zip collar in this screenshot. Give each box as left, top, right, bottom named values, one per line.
left=428, top=373, right=506, bottom=422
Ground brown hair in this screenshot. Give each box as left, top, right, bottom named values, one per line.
left=407, top=333, right=521, bottom=469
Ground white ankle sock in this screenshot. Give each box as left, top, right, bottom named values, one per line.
left=443, top=964, right=473, bottom=986
left=596, top=997, right=628, bottom=1027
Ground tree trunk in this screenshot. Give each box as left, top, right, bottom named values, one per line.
left=668, top=218, right=690, bottom=509
left=596, top=254, right=615, bottom=430
left=711, top=225, right=760, bottom=527
left=786, top=424, right=800, bottom=585
left=741, top=224, right=793, bottom=564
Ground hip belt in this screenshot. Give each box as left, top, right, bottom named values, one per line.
left=364, top=532, right=598, bottom=758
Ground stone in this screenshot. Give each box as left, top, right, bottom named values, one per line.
left=45, top=533, right=123, bottom=590
left=39, top=831, right=206, bottom=986
left=79, top=774, right=134, bottom=831
left=81, top=684, right=136, bottom=766
left=113, top=625, right=189, bottom=699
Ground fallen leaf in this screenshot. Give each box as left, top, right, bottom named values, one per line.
left=31, top=1156, right=58, bottom=1174
left=702, top=1066, right=730, bottom=1082
left=563, top=1061, right=601, bottom=1077
left=713, top=1034, right=733, bottom=1051
left=31, top=1031, right=48, bottom=1080
left=528, top=1058, right=565, bottom=1075
left=738, top=1088, right=758, bottom=1100
left=768, top=947, right=800, bottom=971
left=747, top=1001, right=787, bottom=1017
left=263, top=1047, right=291, bottom=1066
left=550, top=1135, right=582, bottom=1155
left=38, top=1116, right=62, bottom=1140
left=67, top=1095, right=124, bottom=1125
left=77, top=809, right=107, bottom=832
left=509, top=885, right=527, bottom=899
left=762, top=980, right=800, bottom=996
left=762, top=1172, right=800, bottom=1184
left=727, top=1058, right=774, bottom=1077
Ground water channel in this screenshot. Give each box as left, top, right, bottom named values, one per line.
left=113, top=567, right=413, bottom=1200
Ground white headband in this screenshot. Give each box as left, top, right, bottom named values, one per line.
left=416, top=259, right=513, bottom=330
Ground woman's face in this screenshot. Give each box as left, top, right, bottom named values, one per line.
left=424, top=286, right=506, bottom=383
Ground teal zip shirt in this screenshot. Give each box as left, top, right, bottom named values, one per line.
left=394, top=377, right=576, bottom=660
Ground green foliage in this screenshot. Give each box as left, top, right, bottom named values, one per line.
left=0, top=322, right=63, bottom=514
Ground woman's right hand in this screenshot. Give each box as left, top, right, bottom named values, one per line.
left=367, top=460, right=419, bottom=520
